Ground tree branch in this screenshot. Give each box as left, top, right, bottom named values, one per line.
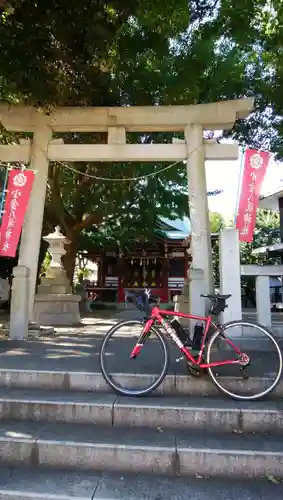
left=48, top=165, right=75, bottom=230
left=71, top=213, right=103, bottom=232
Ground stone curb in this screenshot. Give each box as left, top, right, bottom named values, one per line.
left=0, top=425, right=283, bottom=479
left=0, top=369, right=282, bottom=397
left=0, top=391, right=282, bottom=433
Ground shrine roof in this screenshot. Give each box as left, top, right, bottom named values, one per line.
left=158, top=216, right=191, bottom=240
left=252, top=242, right=283, bottom=255
left=259, top=189, right=283, bottom=210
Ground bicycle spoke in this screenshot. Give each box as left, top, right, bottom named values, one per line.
left=99, top=320, right=169, bottom=396
left=206, top=321, right=283, bottom=400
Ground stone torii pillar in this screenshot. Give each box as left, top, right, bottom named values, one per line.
left=184, top=124, right=213, bottom=317
left=17, top=124, right=52, bottom=323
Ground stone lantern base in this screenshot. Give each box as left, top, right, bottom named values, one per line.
left=34, top=294, right=81, bottom=326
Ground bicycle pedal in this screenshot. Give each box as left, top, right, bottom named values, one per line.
left=240, top=367, right=250, bottom=380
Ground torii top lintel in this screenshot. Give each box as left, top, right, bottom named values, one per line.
left=0, top=98, right=254, bottom=133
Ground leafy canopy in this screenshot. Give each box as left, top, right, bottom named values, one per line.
left=0, top=0, right=283, bottom=278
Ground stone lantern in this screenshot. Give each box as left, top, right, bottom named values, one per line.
left=41, top=226, right=72, bottom=294
left=33, top=226, right=81, bottom=326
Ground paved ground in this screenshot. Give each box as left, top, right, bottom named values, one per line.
left=0, top=313, right=281, bottom=381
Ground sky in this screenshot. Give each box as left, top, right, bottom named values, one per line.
left=206, top=155, right=283, bottom=220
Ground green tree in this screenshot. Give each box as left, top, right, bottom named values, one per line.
left=225, top=1, right=283, bottom=161
left=0, top=0, right=279, bottom=280
left=240, top=209, right=280, bottom=304
left=0, top=0, right=190, bottom=280
left=208, top=212, right=226, bottom=286
left=240, top=209, right=280, bottom=266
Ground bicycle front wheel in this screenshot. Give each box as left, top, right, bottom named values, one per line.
left=206, top=320, right=283, bottom=400
left=99, top=320, right=169, bottom=396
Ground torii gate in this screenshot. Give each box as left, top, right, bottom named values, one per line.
left=0, top=98, right=253, bottom=335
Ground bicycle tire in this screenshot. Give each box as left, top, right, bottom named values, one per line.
left=206, top=320, right=283, bottom=401
left=99, top=319, right=170, bottom=396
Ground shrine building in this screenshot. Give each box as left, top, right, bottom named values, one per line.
left=85, top=217, right=218, bottom=304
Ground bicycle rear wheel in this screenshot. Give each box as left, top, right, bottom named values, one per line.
left=206, top=320, right=283, bottom=400
left=99, top=320, right=169, bottom=396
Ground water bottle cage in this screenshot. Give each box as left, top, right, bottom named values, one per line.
left=192, top=324, right=203, bottom=350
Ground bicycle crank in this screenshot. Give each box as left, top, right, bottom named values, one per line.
left=238, top=353, right=251, bottom=380
left=240, top=366, right=250, bottom=380
left=187, top=359, right=207, bottom=378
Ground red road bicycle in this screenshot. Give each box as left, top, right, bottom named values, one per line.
left=99, top=289, right=283, bottom=400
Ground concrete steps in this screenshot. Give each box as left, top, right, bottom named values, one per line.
left=0, top=387, right=282, bottom=479
left=0, top=388, right=282, bottom=433
left=0, top=368, right=282, bottom=495
left=0, top=468, right=281, bottom=500
left=1, top=420, right=283, bottom=478
left=1, top=368, right=283, bottom=397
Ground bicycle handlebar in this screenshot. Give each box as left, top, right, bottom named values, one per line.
left=124, top=289, right=160, bottom=313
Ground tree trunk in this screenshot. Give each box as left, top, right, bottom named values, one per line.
left=36, top=237, right=49, bottom=289
left=62, top=233, right=78, bottom=285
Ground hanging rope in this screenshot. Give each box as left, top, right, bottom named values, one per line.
left=55, top=158, right=187, bottom=182
left=0, top=156, right=188, bottom=183
left=51, top=143, right=207, bottom=182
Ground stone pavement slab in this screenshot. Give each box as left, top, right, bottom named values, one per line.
left=94, top=472, right=283, bottom=500
left=0, top=468, right=282, bottom=500
left=0, top=467, right=100, bottom=500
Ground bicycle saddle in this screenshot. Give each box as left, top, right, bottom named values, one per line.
left=201, top=293, right=231, bottom=301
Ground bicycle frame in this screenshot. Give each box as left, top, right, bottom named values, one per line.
left=130, top=306, right=243, bottom=369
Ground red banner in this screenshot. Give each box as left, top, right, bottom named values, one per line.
left=0, top=169, right=35, bottom=257
left=236, top=149, right=270, bottom=242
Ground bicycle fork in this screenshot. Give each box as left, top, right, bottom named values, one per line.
left=130, top=319, right=154, bottom=359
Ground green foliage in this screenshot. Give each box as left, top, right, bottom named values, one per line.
left=240, top=209, right=280, bottom=266
left=226, top=1, right=283, bottom=160
left=0, top=0, right=283, bottom=279
left=40, top=251, right=51, bottom=278
left=76, top=268, right=92, bottom=283
left=210, top=212, right=226, bottom=233
left=79, top=214, right=170, bottom=254
left=240, top=209, right=280, bottom=300
left=0, top=0, right=189, bottom=106
left=208, top=212, right=226, bottom=286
